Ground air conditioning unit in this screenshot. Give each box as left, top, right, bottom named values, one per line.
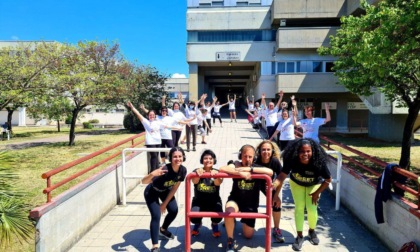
left=280, top=19, right=286, bottom=27
left=252, top=75, right=257, bottom=82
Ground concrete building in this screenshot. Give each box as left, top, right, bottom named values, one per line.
left=186, top=0, right=420, bottom=140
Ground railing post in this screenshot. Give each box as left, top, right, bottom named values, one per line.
left=46, top=177, right=51, bottom=203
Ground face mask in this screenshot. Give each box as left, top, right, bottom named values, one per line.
left=189, top=105, right=194, bottom=109
left=173, top=109, right=179, bottom=112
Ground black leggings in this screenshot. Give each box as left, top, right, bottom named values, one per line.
left=171, top=130, right=182, bottom=147
left=191, top=198, right=223, bottom=224
left=185, top=124, right=197, bottom=149
left=160, top=139, right=174, bottom=158
left=146, top=144, right=160, bottom=172
left=204, top=119, right=212, bottom=134
left=144, top=185, right=178, bottom=245
left=213, top=115, right=222, bottom=124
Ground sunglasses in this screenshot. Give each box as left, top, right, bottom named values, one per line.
left=162, top=110, right=168, bottom=112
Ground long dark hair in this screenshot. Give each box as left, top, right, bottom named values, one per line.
left=281, top=138, right=328, bottom=172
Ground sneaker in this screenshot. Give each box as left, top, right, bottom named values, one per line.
left=292, top=236, right=304, bottom=251
left=150, top=247, right=160, bottom=252
left=192, top=223, right=202, bottom=236
left=186, top=149, right=190, bottom=152
left=192, top=147, right=196, bottom=151
left=308, top=230, right=319, bottom=245
left=273, top=228, right=285, bottom=243
left=212, top=223, right=220, bottom=237
left=201, top=141, right=207, bottom=144
left=226, top=238, right=238, bottom=252
left=159, top=228, right=174, bottom=240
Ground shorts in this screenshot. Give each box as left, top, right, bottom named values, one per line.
left=227, top=196, right=258, bottom=228
left=229, top=109, right=236, bottom=112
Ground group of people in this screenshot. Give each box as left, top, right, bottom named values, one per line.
left=141, top=138, right=332, bottom=252
left=127, top=92, right=243, bottom=173
left=246, top=90, right=331, bottom=150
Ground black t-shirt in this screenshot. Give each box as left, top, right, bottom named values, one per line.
left=152, top=164, right=187, bottom=191
left=282, top=162, right=331, bottom=187
left=229, top=163, right=264, bottom=208
left=255, top=157, right=282, bottom=194
left=255, top=157, right=282, bottom=180
left=192, top=168, right=221, bottom=204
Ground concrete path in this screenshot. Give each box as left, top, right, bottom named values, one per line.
left=70, top=119, right=389, bottom=252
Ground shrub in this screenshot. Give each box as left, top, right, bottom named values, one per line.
left=123, top=113, right=144, bottom=132
left=82, top=122, right=93, bottom=129
left=89, top=119, right=99, bottom=124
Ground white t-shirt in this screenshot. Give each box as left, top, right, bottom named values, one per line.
left=248, top=103, right=254, bottom=111
left=196, top=112, right=205, bottom=126
left=228, top=101, right=235, bottom=110
left=168, top=108, right=187, bottom=131
left=204, top=105, right=213, bottom=119
left=297, top=117, right=326, bottom=143
left=276, top=115, right=295, bottom=141
left=213, top=105, right=222, bottom=114
left=264, top=107, right=279, bottom=127
left=141, top=119, right=162, bottom=145
left=157, top=116, right=179, bottom=139
left=185, top=106, right=198, bottom=125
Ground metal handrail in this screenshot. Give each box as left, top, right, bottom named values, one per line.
left=185, top=172, right=272, bottom=252
left=41, top=133, right=145, bottom=202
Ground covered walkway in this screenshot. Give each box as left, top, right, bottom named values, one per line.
left=70, top=119, right=388, bottom=252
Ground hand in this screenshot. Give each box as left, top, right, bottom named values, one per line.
left=162, top=95, right=166, bottom=99
left=273, top=195, right=281, bottom=208
left=210, top=169, right=218, bottom=176
left=325, top=102, right=330, bottom=110
left=278, top=90, right=284, bottom=96
left=292, top=99, right=297, bottom=106
left=291, top=95, right=295, bottom=100
left=309, top=192, right=320, bottom=205
left=127, top=101, right=133, bottom=109
left=252, top=95, right=254, bottom=98
left=195, top=168, right=204, bottom=176
left=239, top=171, right=251, bottom=180
left=160, top=204, right=167, bottom=214
left=213, top=97, right=217, bottom=101
left=140, top=104, right=145, bottom=110
left=151, top=166, right=167, bottom=177
left=262, top=93, right=266, bottom=99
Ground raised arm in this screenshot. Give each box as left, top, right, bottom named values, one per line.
left=251, top=95, right=254, bottom=104
left=178, top=91, right=184, bottom=104
left=161, top=95, right=166, bottom=107
left=127, top=102, right=146, bottom=122
left=324, top=102, right=331, bottom=124
left=261, top=93, right=267, bottom=108
left=139, top=103, right=149, bottom=114
left=275, top=90, right=284, bottom=109
left=233, top=94, right=236, bottom=102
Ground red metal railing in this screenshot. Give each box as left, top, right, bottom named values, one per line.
left=185, top=172, right=272, bottom=252
left=41, top=133, right=145, bottom=202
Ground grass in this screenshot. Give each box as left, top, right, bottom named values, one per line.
left=1, top=126, right=144, bottom=252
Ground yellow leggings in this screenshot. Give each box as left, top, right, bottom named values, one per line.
left=289, top=179, right=321, bottom=232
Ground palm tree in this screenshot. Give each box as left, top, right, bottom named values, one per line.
left=0, top=151, right=32, bottom=249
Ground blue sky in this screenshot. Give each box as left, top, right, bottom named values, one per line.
left=0, top=1, right=188, bottom=77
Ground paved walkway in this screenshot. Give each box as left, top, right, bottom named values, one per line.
left=70, top=119, right=389, bottom=252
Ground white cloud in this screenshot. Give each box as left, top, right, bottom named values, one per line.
left=11, top=36, right=19, bottom=40
left=171, top=73, right=187, bottom=78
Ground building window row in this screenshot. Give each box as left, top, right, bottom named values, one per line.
left=196, top=0, right=262, bottom=7
left=188, top=30, right=276, bottom=42
left=270, top=61, right=335, bottom=74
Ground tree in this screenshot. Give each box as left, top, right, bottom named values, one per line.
left=318, top=0, right=420, bottom=169
left=0, top=42, right=62, bottom=132
left=47, top=41, right=128, bottom=145
left=112, top=63, right=170, bottom=131
left=0, top=151, right=32, bottom=249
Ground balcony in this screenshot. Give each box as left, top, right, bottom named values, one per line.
left=276, top=27, right=338, bottom=50
left=271, top=0, right=346, bottom=20
left=347, top=0, right=382, bottom=15
left=275, top=73, right=346, bottom=93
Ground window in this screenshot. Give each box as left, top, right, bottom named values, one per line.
left=296, top=61, right=301, bottom=72
left=325, top=62, right=334, bottom=72
left=313, top=61, right=322, bottom=72
left=277, top=62, right=285, bottom=73
left=189, top=30, right=276, bottom=42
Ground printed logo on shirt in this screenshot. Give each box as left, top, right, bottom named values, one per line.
left=197, top=183, right=216, bottom=193
left=292, top=173, right=315, bottom=183
left=238, top=180, right=255, bottom=190
left=164, top=180, right=177, bottom=187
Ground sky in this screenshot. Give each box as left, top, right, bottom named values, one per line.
left=0, top=1, right=188, bottom=78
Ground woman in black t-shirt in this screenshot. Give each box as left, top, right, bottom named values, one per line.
left=255, top=140, right=284, bottom=243
left=190, top=149, right=223, bottom=238
left=274, top=138, right=332, bottom=251
left=142, top=147, right=187, bottom=252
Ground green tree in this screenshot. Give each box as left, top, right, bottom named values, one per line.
left=0, top=42, right=62, bottom=132
left=318, top=0, right=420, bottom=169
left=0, top=151, right=32, bottom=249
left=48, top=41, right=127, bottom=145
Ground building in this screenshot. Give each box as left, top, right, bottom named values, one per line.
left=185, top=0, right=420, bottom=140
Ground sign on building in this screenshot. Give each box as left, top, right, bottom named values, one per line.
left=216, top=51, right=241, bottom=61
left=347, top=102, right=367, bottom=110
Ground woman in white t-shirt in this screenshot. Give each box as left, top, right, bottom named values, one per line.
left=269, top=109, right=295, bottom=151
left=227, top=94, right=237, bottom=123
left=245, top=95, right=255, bottom=123
left=212, top=98, right=229, bottom=127
left=294, top=102, right=331, bottom=143
left=127, top=102, right=163, bottom=172
left=201, top=95, right=217, bottom=135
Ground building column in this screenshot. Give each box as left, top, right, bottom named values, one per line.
left=188, top=63, right=198, bottom=101
left=18, top=107, right=26, bottom=126
left=336, top=99, right=348, bottom=132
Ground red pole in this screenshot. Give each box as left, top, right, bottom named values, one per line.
left=185, top=173, right=192, bottom=252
